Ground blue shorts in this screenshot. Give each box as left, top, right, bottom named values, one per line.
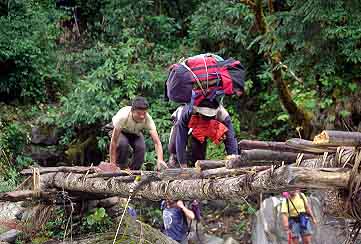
left=289, top=218, right=312, bottom=239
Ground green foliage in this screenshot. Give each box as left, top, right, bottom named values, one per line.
left=81, top=207, right=112, bottom=233
left=3, top=0, right=361, bottom=175
left=0, top=0, right=67, bottom=102
left=137, top=205, right=163, bottom=228
left=233, top=221, right=246, bottom=233
left=41, top=208, right=66, bottom=239
left=45, top=38, right=167, bottom=144
left=33, top=207, right=112, bottom=241
left=0, top=122, right=32, bottom=192
left=188, top=0, right=253, bottom=56
left=207, top=143, right=226, bottom=160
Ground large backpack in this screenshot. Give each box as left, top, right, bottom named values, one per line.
left=165, top=54, right=245, bottom=106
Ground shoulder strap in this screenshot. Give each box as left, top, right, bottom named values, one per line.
left=287, top=198, right=290, bottom=215
left=180, top=62, right=206, bottom=96
left=300, top=193, right=307, bottom=207
left=288, top=198, right=300, bottom=216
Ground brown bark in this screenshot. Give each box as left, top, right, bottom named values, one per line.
left=238, top=139, right=310, bottom=153
left=314, top=130, right=361, bottom=146
left=240, top=0, right=314, bottom=139
left=0, top=190, right=56, bottom=202
left=271, top=53, right=313, bottom=139
left=286, top=138, right=338, bottom=153
left=21, top=166, right=99, bottom=175
left=195, top=160, right=226, bottom=170
left=201, top=166, right=270, bottom=178
left=225, top=149, right=316, bottom=168
left=40, top=166, right=350, bottom=201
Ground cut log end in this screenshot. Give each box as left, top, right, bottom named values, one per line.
left=313, top=130, right=330, bottom=144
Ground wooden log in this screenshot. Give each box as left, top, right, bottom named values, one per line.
left=286, top=138, right=338, bottom=153
left=0, top=190, right=56, bottom=202
left=87, top=167, right=266, bottom=180
left=85, top=168, right=202, bottom=180
left=225, top=149, right=316, bottom=168
left=21, top=166, right=99, bottom=175
left=195, top=160, right=226, bottom=170
left=300, top=147, right=355, bottom=168
left=40, top=166, right=350, bottom=201
left=313, top=130, right=361, bottom=146
left=238, top=139, right=311, bottom=153
left=201, top=166, right=270, bottom=178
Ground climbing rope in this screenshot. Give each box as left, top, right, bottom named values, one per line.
left=32, top=167, right=41, bottom=198
left=112, top=195, right=132, bottom=244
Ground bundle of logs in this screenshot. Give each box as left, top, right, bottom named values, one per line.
left=2, top=130, right=361, bottom=221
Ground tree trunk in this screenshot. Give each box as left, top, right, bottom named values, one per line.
left=195, top=160, right=226, bottom=170
left=40, top=166, right=350, bottom=201
left=225, top=149, right=316, bottom=168
left=286, top=138, right=339, bottom=153
left=0, top=190, right=56, bottom=202
left=238, top=139, right=314, bottom=153
left=314, top=130, right=361, bottom=146
left=240, top=0, right=314, bottom=139
left=201, top=166, right=270, bottom=178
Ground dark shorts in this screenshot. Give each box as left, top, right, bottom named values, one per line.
left=289, top=217, right=312, bottom=239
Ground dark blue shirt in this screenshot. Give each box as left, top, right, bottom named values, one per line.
left=163, top=207, right=188, bottom=242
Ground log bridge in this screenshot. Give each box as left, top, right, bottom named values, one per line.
left=2, top=130, right=361, bottom=222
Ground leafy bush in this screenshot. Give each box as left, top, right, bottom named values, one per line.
left=0, top=122, right=32, bottom=192
left=81, top=207, right=112, bottom=233
left=0, top=0, right=67, bottom=102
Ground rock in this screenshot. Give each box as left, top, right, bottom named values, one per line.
left=107, top=205, right=122, bottom=218
left=98, top=197, right=120, bottom=208
left=0, top=202, right=24, bottom=221
left=251, top=193, right=351, bottom=244
left=203, top=234, right=224, bottom=244
left=0, top=229, right=20, bottom=243
left=64, top=136, right=102, bottom=166
left=207, top=200, right=227, bottom=210
left=31, top=125, right=60, bottom=145
left=224, top=237, right=239, bottom=244
left=29, top=145, right=64, bottom=166
left=86, top=200, right=99, bottom=212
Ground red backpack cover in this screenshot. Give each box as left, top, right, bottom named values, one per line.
left=165, top=54, right=245, bottom=106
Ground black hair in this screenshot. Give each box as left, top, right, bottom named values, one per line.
left=131, top=96, right=149, bottom=110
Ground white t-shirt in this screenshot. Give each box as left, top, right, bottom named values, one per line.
left=112, top=106, right=156, bottom=135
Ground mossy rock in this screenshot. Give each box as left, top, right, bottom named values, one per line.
left=43, top=215, right=177, bottom=244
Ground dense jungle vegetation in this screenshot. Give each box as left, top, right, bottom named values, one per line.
left=0, top=0, right=361, bottom=241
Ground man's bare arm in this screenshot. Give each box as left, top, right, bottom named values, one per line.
left=109, top=127, right=121, bottom=164
left=177, top=200, right=195, bottom=220
left=149, top=129, right=168, bottom=170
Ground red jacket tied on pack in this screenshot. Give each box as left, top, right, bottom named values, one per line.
left=188, top=115, right=228, bottom=144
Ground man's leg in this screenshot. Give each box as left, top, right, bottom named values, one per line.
left=289, top=221, right=300, bottom=244
left=190, top=137, right=207, bottom=167
left=116, top=132, right=130, bottom=169
left=128, top=133, right=146, bottom=170
left=168, top=126, right=180, bottom=168
left=301, top=220, right=313, bottom=244
left=168, top=126, right=177, bottom=155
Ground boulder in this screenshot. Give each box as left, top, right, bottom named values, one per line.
left=251, top=193, right=351, bottom=244
left=31, top=125, right=60, bottom=145
left=29, top=145, right=64, bottom=166
left=0, top=202, right=24, bottom=221
left=0, top=229, right=20, bottom=243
